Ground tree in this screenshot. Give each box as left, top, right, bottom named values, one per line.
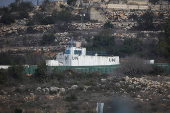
left=58, top=10, right=72, bottom=22
left=120, top=38, right=143, bottom=56
left=104, top=21, right=113, bottom=29
left=0, top=69, right=7, bottom=84
left=138, top=11, right=154, bottom=30
left=41, top=33, right=55, bottom=45
left=149, top=0, right=160, bottom=4
left=8, top=64, right=25, bottom=82
left=34, top=62, right=48, bottom=82
left=67, top=0, right=77, bottom=6
left=160, top=18, right=170, bottom=58
left=0, top=13, right=15, bottom=25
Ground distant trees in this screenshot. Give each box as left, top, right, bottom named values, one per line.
left=160, top=18, right=170, bottom=58
left=0, top=13, right=15, bottom=25
left=137, top=11, right=154, bottom=30
left=31, top=9, right=72, bottom=25
left=149, top=0, right=160, bottom=4
left=0, top=1, right=34, bottom=24
left=9, top=1, right=34, bottom=12
left=85, top=30, right=116, bottom=54
left=119, top=38, right=143, bottom=57
left=67, top=0, right=77, bottom=6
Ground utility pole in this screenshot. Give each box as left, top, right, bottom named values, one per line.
left=37, top=0, right=39, bottom=5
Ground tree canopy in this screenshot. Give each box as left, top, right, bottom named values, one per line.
left=41, top=33, right=55, bottom=45
left=137, top=11, right=154, bottom=30
left=160, top=18, right=170, bottom=58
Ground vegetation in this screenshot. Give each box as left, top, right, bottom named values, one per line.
left=0, top=13, right=15, bottom=25
left=137, top=11, right=154, bottom=30
left=160, top=18, right=170, bottom=58
left=104, top=21, right=113, bottom=29
left=149, top=0, right=160, bottom=4
left=26, top=26, right=38, bottom=33
left=41, top=33, right=55, bottom=45
left=116, top=55, right=165, bottom=77
left=65, top=93, right=77, bottom=102
left=0, top=69, right=7, bottom=84
left=67, top=0, right=77, bottom=6
left=85, top=30, right=116, bottom=54
left=8, top=64, right=25, bottom=82
left=9, top=1, right=34, bottom=12
left=33, top=62, right=48, bottom=82
left=14, top=108, right=22, bottom=113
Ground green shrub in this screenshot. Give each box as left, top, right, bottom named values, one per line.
left=104, top=21, right=113, bottom=29
left=14, top=88, right=23, bottom=94
left=67, top=0, right=77, bottom=6
left=8, top=64, right=25, bottom=82
left=41, top=33, right=55, bottom=45
left=27, top=26, right=37, bottom=33
left=0, top=13, right=15, bottom=25
left=0, top=69, right=7, bottom=84
left=49, top=91, right=57, bottom=95
left=33, top=62, right=48, bottom=82
left=26, top=19, right=34, bottom=26
left=14, top=108, right=22, bottom=113
left=19, top=11, right=29, bottom=19
left=67, top=110, right=76, bottom=113
left=65, top=93, right=77, bottom=102
left=40, top=16, right=54, bottom=25
left=150, top=65, right=164, bottom=75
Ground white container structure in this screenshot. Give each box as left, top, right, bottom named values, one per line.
left=46, top=45, right=119, bottom=66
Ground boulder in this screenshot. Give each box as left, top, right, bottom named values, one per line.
left=42, top=88, right=49, bottom=94
left=71, top=85, right=78, bottom=90
left=101, top=79, right=107, bottom=83
left=129, top=84, right=135, bottom=89
left=30, top=93, right=34, bottom=96
left=36, top=87, right=41, bottom=92
left=50, top=87, right=59, bottom=92
left=115, top=83, right=121, bottom=87
left=59, top=88, right=66, bottom=93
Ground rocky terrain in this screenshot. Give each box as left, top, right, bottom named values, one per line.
left=0, top=70, right=170, bottom=113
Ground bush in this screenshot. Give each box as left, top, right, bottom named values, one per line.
left=34, top=62, right=48, bottom=82
left=104, top=21, right=113, bottom=29
left=19, top=11, right=29, bottom=19
left=117, top=55, right=153, bottom=77
left=65, top=93, right=77, bottom=102
left=67, top=0, right=77, bottom=6
left=27, top=26, right=37, bottom=34
left=8, top=64, right=25, bottom=82
left=40, top=16, right=54, bottom=25
left=67, top=110, right=76, bottom=113
left=0, top=13, right=15, bottom=25
left=9, top=1, right=33, bottom=12
left=149, top=65, right=164, bottom=75
left=41, top=33, right=55, bottom=45
left=0, top=69, right=7, bottom=84
left=26, top=19, right=34, bottom=26
left=57, top=10, right=72, bottom=22
left=15, top=108, right=22, bottom=113
left=137, top=11, right=154, bottom=30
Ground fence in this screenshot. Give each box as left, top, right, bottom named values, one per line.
left=23, top=63, right=170, bottom=75
left=24, top=65, right=120, bottom=75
